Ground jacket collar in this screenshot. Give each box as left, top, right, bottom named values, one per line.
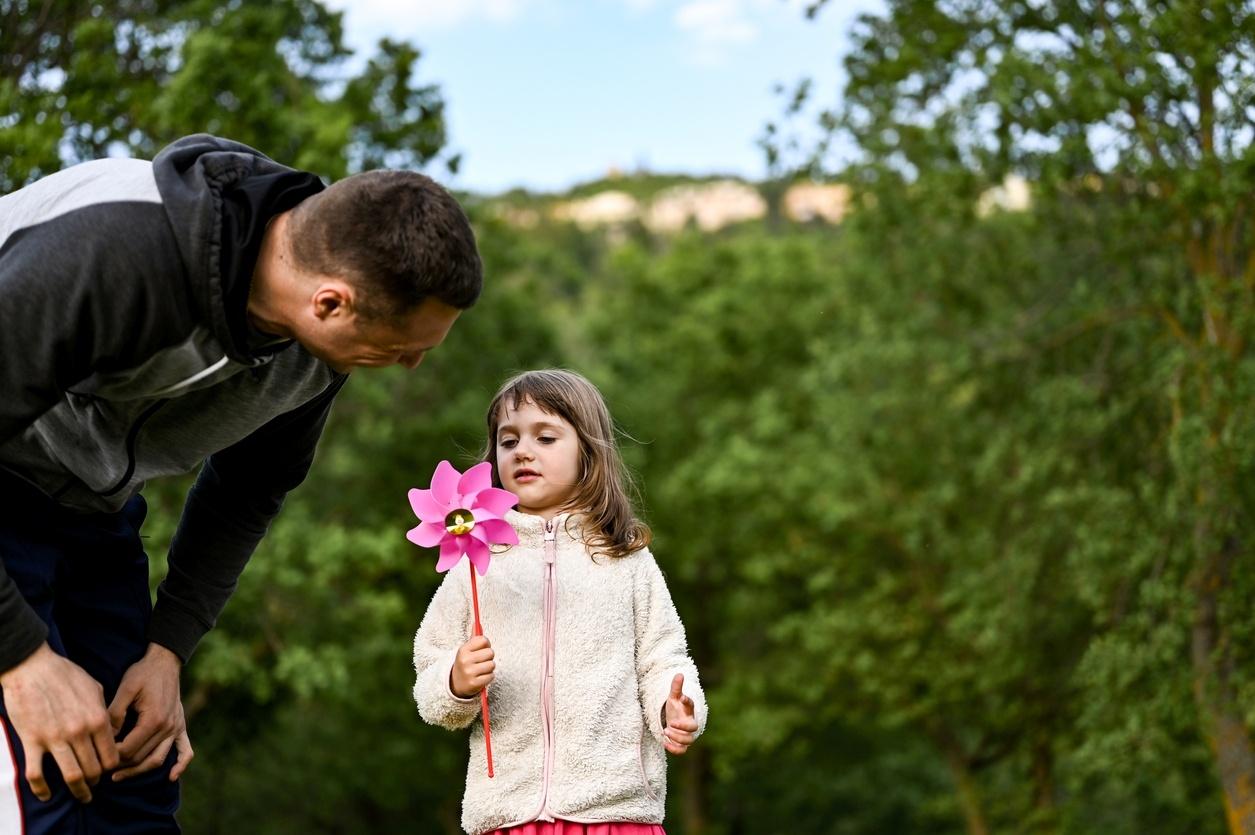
left=505, top=509, right=584, bottom=547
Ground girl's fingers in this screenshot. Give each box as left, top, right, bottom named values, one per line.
left=670, top=716, right=698, bottom=733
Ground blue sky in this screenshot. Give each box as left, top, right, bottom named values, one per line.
left=324, top=0, right=883, bottom=193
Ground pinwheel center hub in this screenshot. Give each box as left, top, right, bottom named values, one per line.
left=445, top=509, right=476, bottom=536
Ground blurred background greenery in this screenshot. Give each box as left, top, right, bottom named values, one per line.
left=6, top=0, right=1255, bottom=832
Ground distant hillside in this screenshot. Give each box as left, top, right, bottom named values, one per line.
left=475, top=173, right=852, bottom=234
left=471, top=172, right=1032, bottom=236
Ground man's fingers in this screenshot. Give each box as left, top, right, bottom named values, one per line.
left=669, top=673, right=684, bottom=699
left=68, top=734, right=104, bottom=787
left=48, top=745, right=92, bottom=803
left=91, top=720, right=121, bottom=772
left=118, top=714, right=176, bottom=766
left=106, top=680, right=136, bottom=736
left=23, top=745, right=50, bottom=802
left=116, top=697, right=178, bottom=763
left=168, top=731, right=194, bottom=781
left=112, top=736, right=173, bottom=782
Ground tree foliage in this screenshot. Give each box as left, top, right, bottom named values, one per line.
left=10, top=1, right=1255, bottom=833
left=0, top=0, right=452, bottom=191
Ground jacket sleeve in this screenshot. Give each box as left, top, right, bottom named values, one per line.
left=0, top=193, right=191, bottom=674
left=633, top=549, right=708, bottom=745
left=148, top=374, right=347, bottom=663
left=413, top=568, right=482, bottom=730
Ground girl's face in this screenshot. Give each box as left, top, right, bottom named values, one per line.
left=495, top=398, right=582, bottom=521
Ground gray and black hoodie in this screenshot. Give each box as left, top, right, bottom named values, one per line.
left=0, top=135, right=348, bottom=672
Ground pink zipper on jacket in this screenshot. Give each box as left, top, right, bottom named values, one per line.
left=534, top=515, right=561, bottom=821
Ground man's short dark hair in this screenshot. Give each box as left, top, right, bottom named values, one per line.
left=287, top=169, right=483, bottom=317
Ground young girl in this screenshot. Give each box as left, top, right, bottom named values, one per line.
left=413, top=369, right=707, bottom=835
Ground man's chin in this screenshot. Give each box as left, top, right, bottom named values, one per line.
left=314, top=355, right=353, bottom=374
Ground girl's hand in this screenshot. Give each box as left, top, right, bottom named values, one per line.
left=661, top=673, right=698, bottom=755
left=451, top=635, right=495, bottom=698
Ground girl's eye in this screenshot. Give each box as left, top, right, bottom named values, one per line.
left=538, top=436, right=557, bottom=444
left=499, top=438, right=517, bottom=449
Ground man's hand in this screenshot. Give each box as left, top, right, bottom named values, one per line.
left=0, top=642, right=119, bottom=802
left=661, top=673, right=699, bottom=756
left=107, top=643, right=193, bottom=782
left=450, top=635, right=495, bottom=698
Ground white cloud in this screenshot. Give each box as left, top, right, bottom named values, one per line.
left=327, top=0, right=531, bottom=30
left=671, top=0, right=759, bottom=66
left=674, top=0, right=759, bottom=44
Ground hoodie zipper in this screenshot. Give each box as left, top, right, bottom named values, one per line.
left=95, top=350, right=232, bottom=499
left=535, top=516, right=560, bottom=821
left=97, top=398, right=170, bottom=497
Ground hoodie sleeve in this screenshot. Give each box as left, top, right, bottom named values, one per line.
left=413, top=569, right=483, bottom=730
left=147, top=374, right=347, bottom=663
left=0, top=164, right=193, bottom=674
left=633, top=549, right=708, bottom=745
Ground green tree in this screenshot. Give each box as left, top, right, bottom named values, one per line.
left=792, top=0, right=1255, bottom=830
left=0, top=0, right=452, bottom=190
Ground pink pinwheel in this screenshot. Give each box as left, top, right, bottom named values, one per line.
left=407, top=460, right=519, bottom=575
left=407, top=459, right=518, bottom=779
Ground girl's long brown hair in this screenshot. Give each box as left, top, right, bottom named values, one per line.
left=481, top=369, right=651, bottom=559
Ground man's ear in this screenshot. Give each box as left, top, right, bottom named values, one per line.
left=311, top=281, right=354, bottom=321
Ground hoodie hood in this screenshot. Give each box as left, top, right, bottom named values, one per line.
left=151, top=134, right=325, bottom=361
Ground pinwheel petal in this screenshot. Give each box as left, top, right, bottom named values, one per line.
left=472, top=487, right=518, bottom=518
left=473, top=517, right=519, bottom=547
left=408, top=488, right=448, bottom=523
left=465, top=535, right=492, bottom=576
left=405, top=521, right=446, bottom=548
left=458, top=461, right=494, bottom=498
left=431, top=460, right=460, bottom=506
left=435, top=537, right=465, bottom=572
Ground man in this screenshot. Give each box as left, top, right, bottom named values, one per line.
left=0, top=134, right=482, bottom=833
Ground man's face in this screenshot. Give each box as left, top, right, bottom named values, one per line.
left=298, top=296, right=462, bottom=373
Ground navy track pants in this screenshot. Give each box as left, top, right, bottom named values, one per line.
left=0, top=476, right=179, bottom=834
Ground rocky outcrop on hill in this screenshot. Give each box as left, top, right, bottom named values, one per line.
left=488, top=176, right=1027, bottom=234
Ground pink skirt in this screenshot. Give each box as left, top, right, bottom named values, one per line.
left=488, top=823, right=665, bottom=835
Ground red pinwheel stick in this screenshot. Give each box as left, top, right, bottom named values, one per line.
left=469, top=563, right=495, bottom=778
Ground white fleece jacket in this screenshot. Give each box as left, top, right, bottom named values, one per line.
left=413, top=510, right=707, bottom=835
